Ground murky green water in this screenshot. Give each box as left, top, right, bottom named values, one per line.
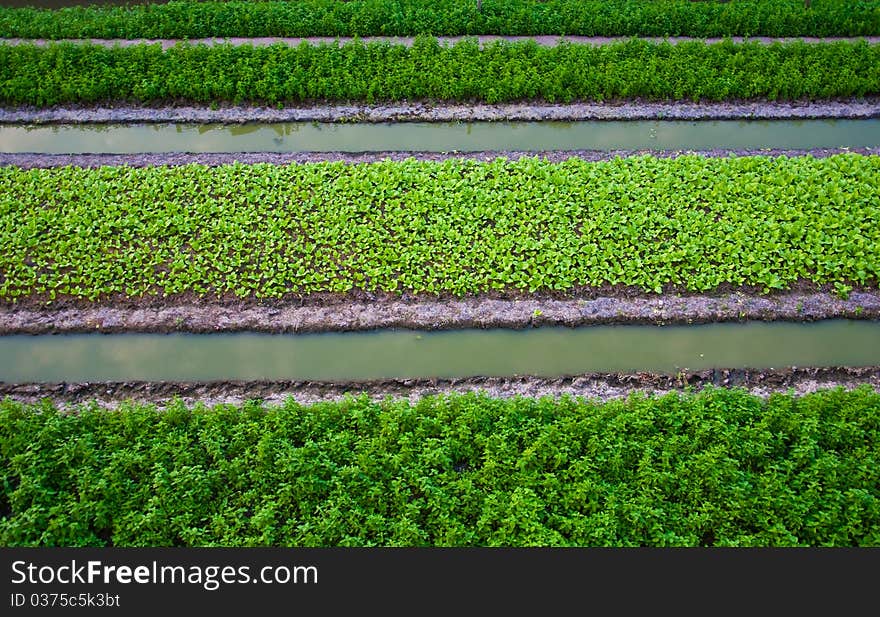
left=1, top=320, right=878, bottom=382
left=2, top=119, right=878, bottom=154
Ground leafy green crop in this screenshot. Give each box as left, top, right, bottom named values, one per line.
left=2, top=154, right=879, bottom=302
left=2, top=387, right=879, bottom=546
left=0, top=0, right=876, bottom=39
left=2, top=38, right=879, bottom=106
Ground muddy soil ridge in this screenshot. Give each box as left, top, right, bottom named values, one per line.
left=4, top=36, right=880, bottom=49
left=3, top=99, right=880, bottom=125
left=2, top=290, right=879, bottom=335
left=3, top=367, right=879, bottom=408
left=3, top=147, right=879, bottom=169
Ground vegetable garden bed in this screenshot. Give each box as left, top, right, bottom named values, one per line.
left=2, top=155, right=878, bottom=303
left=2, top=387, right=878, bottom=546
left=3, top=38, right=879, bottom=106
left=1, top=0, right=877, bottom=39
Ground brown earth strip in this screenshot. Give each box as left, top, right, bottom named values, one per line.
left=3, top=367, right=878, bottom=408
left=3, top=290, right=879, bottom=335
left=4, top=36, right=880, bottom=49
left=3, top=99, right=879, bottom=124
left=3, top=147, right=880, bottom=169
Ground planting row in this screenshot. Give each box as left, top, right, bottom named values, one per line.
left=2, top=387, right=878, bottom=546
left=0, top=0, right=875, bottom=39
left=2, top=38, right=879, bottom=106
left=2, top=155, right=879, bottom=302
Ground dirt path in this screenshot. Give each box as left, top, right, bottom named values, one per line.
left=3, top=35, right=880, bottom=49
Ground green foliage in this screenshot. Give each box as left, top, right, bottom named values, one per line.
left=1, top=387, right=879, bottom=546
left=0, top=0, right=876, bottom=39
left=2, top=38, right=879, bottom=106
left=1, top=154, right=879, bottom=302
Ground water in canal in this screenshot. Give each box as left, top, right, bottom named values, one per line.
left=1, top=320, right=878, bottom=382
left=2, top=119, right=878, bottom=153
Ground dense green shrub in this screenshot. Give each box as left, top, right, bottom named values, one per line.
left=2, top=387, right=879, bottom=546
left=2, top=154, right=879, bottom=301
left=0, top=0, right=877, bottom=39
left=2, top=38, right=879, bottom=106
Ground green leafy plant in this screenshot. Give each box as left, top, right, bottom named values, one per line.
left=2, top=38, right=879, bottom=106
left=0, top=0, right=875, bottom=39
left=1, top=387, right=879, bottom=546
left=1, top=154, right=877, bottom=303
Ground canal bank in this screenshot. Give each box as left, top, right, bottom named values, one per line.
left=3, top=99, right=879, bottom=125
left=3, top=290, right=880, bottom=335
left=3, top=367, right=879, bottom=408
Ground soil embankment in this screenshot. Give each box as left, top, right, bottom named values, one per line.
left=2, top=290, right=879, bottom=334
left=3, top=367, right=878, bottom=407
left=3, top=147, right=880, bottom=168
left=3, top=99, right=880, bottom=125
left=3, top=35, right=880, bottom=49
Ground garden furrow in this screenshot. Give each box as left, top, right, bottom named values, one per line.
left=4, top=35, right=880, bottom=49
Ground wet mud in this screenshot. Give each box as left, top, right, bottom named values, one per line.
left=3, top=367, right=878, bottom=408
left=2, top=290, right=879, bottom=334
left=3, top=99, right=879, bottom=125
left=3, top=147, right=879, bottom=168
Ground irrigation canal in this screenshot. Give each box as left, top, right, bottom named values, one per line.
left=2, top=119, right=879, bottom=153
left=1, top=320, right=878, bottom=382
